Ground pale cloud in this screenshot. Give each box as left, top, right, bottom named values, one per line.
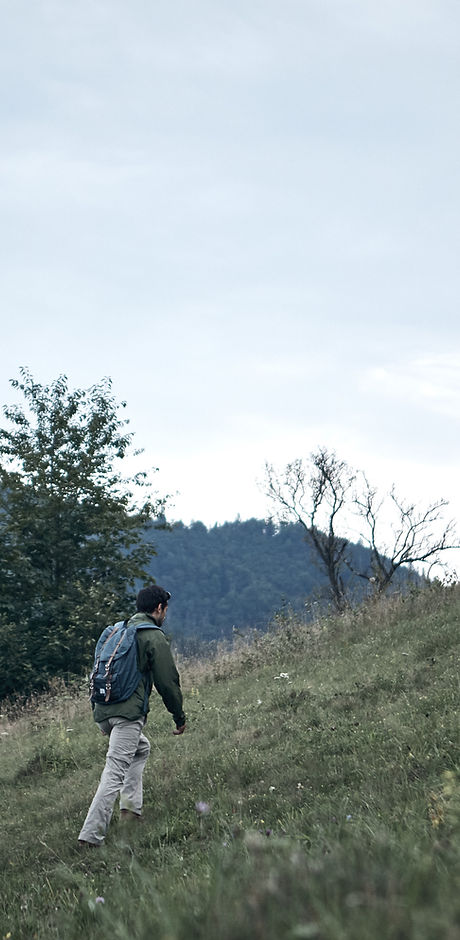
left=0, top=151, right=152, bottom=208
left=366, top=355, right=460, bottom=419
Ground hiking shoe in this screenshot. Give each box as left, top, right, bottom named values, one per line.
left=120, top=809, right=144, bottom=823
left=77, top=839, right=100, bottom=849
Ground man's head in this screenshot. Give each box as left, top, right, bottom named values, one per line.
left=136, top=584, right=171, bottom=625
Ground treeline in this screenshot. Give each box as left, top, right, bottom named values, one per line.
left=144, top=517, right=407, bottom=649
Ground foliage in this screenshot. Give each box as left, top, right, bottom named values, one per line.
left=0, top=584, right=459, bottom=939
left=0, top=369, right=166, bottom=698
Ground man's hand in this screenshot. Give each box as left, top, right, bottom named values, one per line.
left=173, top=723, right=186, bottom=735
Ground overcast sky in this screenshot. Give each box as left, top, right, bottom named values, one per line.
left=1, top=0, right=459, bottom=569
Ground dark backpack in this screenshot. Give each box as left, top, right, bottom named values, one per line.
left=89, top=620, right=159, bottom=711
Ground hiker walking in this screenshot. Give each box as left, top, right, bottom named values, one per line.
left=78, top=585, right=186, bottom=847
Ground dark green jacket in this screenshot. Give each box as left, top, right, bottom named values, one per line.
left=93, top=612, right=185, bottom=727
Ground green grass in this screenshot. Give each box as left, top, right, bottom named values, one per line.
left=1, top=583, right=459, bottom=939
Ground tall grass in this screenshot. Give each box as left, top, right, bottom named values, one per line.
left=1, top=583, right=459, bottom=939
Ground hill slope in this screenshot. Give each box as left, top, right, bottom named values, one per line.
left=1, top=583, right=459, bottom=939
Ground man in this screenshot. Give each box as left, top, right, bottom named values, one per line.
left=78, top=584, right=186, bottom=847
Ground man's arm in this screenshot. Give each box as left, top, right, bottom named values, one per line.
left=145, top=632, right=186, bottom=730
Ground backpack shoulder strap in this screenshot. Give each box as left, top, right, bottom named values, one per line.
left=104, top=620, right=129, bottom=674
left=135, top=621, right=161, bottom=632
left=96, top=620, right=127, bottom=656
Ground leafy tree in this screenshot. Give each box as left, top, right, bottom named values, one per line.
left=0, top=368, right=166, bottom=698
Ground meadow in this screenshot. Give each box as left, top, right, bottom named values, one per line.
left=1, top=582, right=459, bottom=939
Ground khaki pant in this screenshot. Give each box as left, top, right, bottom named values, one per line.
left=78, top=716, right=151, bottom=845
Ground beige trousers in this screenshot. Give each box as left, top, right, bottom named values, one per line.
left=78, top=716, right=151, bottom=845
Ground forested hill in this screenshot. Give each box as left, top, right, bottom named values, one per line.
left=144, top=517, right=388, bottom=648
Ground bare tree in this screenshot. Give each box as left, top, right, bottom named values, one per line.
left=264, top=448, right=355, bottom=612
left=264, top=448, right=459, bottom=610
left=352, top=474, right=459, bottom=592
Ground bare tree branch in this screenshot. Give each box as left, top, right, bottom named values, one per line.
left=352, top=474, right=459, bottom=592
left=264, top=449, right=354, bottom=611
left=265, top=452, right=460, bottom=607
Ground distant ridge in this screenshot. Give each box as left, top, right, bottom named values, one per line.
left=144, top=517, right=415, bottom=648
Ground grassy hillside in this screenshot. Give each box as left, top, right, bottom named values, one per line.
left=1, top=584, right=459, bottom=939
